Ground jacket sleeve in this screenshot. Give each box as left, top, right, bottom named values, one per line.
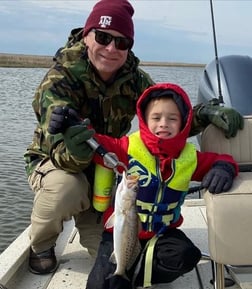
left=189, top=103, right=207, bottom=137
left=33, top=63, right=92, bottom=173
left=192, top=151, right=238, bottom=181
left=93, top=133, right=129, bottom=173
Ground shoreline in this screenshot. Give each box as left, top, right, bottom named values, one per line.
left=0, top=53, right=205, bottom=68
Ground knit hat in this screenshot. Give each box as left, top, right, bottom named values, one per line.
left=83, top=0, right=134, bottom=41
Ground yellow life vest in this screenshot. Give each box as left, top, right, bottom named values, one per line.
left=128, top=131, right=197, bottom=232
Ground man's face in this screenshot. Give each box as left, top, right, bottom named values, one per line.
left=84, top=29, right=129, bottom=81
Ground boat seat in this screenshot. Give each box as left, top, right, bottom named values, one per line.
left=200, top=116, right=252, bottom=289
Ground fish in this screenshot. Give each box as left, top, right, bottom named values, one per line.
left=105, top=171, right=142, bottom=278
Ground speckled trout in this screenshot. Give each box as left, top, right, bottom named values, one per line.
left=105, top=171, right=141, bottom=277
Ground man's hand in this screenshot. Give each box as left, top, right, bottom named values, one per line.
left=197, top=99, right=244, bottom=138
left=48, top=106, right=80, bottom=134
left=64, top=122, right=95, bottom=160
left=48, top=106, right=95, bottom=160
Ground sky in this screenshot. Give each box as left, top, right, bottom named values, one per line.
left=1, top=0, right=252, bottom=64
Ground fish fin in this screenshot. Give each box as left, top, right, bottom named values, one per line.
left=105, top=213, right=115, bottom=229
left=109, top=251, right=117, bottom=264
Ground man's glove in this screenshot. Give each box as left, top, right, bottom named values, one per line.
left=197, top=99, right=244, bottom=138
left=64, top=120, right=95, bottom=160
left=202, top=161, right=235, bottom=194
left=48, top=106, right=80, bottom=134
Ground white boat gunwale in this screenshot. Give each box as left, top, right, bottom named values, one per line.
left=0, top=198, right=251, bottom=289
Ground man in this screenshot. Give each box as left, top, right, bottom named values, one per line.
left=24, top=0, right=243, bottom=275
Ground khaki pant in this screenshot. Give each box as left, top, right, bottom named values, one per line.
left=28, top=159, right=103, bottom=257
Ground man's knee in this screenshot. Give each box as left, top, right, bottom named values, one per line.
left=32, top=162, right=91, bottom=219
left=46, top=171, right=91, bottom=213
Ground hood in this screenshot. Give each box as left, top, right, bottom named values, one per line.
left=136, top=83, right=193, bottom=159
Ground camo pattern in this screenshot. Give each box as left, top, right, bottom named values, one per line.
left=24, top=34, right=154, bottom=176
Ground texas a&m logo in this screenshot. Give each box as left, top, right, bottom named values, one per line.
left=99, top=16, right=112, bottom=28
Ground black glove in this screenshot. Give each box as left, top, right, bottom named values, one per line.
left=48, top=106, right=80, bottom=134
left=64, top=119, right=95, bottom=160
left=202, top=161, right=235, bottom=194
left=197, top=99, right=244, bottom=138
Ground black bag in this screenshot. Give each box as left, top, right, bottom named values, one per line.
left=86, top=229, right=201, bottom=289
left=133, top=228, right=201, bottom=286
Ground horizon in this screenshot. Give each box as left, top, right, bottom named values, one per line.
left=0, top=52, right=207, bottom=66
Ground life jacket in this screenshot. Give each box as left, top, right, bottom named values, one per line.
left=128, top=131, right=197, bottom=234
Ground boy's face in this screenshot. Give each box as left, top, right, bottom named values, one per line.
left=145, top=98, right=182, bottom=139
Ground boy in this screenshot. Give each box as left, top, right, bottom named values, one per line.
left=56, top=83, right=237, bottom=289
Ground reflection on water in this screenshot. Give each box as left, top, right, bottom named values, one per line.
left=0, top=66, right=203, bottom=253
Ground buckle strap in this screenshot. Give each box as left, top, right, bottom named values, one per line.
left=143, top=235, right=159, bottom=287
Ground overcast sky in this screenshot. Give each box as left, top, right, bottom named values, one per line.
left=1, top=1, right=251, bottom=64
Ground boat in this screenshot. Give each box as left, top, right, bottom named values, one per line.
left=0, top=194, right=252, bottom=289
left=0, top=197, right=236, bottom=289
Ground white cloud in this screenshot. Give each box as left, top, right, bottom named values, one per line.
left=133, top=1, right=252, bottom=48
left=1, top=0, right=251, bottom=62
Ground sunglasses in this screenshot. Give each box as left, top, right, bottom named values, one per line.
left=91, top=29, right=133, bottom=51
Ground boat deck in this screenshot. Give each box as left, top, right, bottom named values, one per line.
left=0, top=199, right=250, bottom=289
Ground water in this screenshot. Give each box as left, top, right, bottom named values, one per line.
left=0, top=65, right=204, bottom=253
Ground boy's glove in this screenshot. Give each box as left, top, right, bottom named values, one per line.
left=64, top=121, right=95, bottom=160
left=197, top=99, right=244, bottom=138
left=202, top=161, right=235, bottom=194
left=48, top=106, right=80, bottom=134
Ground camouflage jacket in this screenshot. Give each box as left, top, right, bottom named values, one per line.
left=24, top=30, right=154, bottom=176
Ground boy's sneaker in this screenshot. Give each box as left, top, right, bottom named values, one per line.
left=29, top=246, right=57, bottom=274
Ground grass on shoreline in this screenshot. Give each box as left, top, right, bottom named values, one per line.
left=0, top=53, right=54, bottom=68
left=0, top=53, right=205, bottom=68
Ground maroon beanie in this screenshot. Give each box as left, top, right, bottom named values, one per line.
left=83, top=0, right=134, bottom=41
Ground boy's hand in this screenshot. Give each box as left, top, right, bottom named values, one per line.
left=202, top=165, right=234, bottom=194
